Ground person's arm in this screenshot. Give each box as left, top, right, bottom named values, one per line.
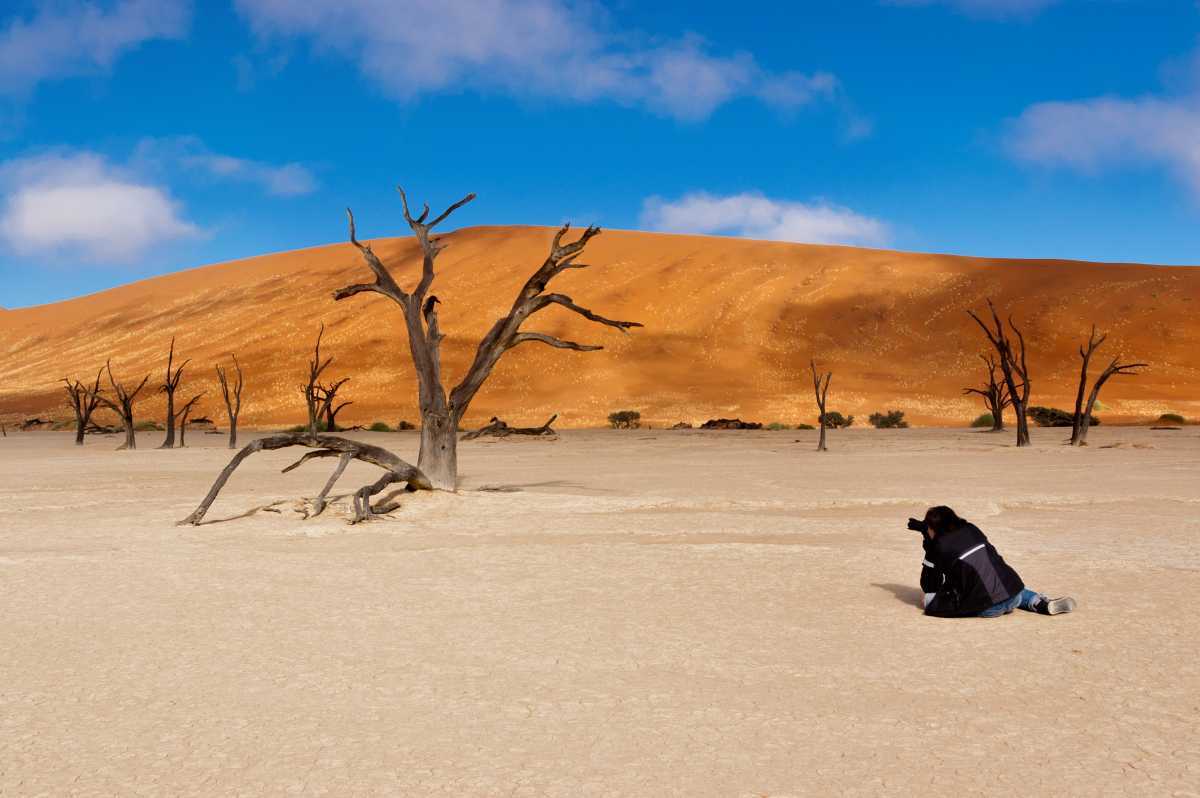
left=919, top=538, right=943, bottom=609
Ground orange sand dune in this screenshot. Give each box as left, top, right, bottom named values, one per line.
left=1, top=226, right=1197, bottom=428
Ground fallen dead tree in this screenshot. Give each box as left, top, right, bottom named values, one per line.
left=701, top=418, right=763, bottom=430
left=179, top=433, right=431, bottom=525
left=462, top=414, right=558, bottom=440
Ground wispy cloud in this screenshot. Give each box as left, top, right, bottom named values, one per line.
left=0, top=152, right=199, bottom=262
left=640, top=191, right=889, bottom=246
left=133, top=136, right=318, bottom=196
left=884, top=0, right=1059, bottom=19
left=0, top=0, right=190, bottom=97
left=233, top=0, right=842, bottom=122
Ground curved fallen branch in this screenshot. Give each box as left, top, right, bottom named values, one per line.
left=462, top=414, right=558, bottom=440
left=178, top=432, right=431, bottom=526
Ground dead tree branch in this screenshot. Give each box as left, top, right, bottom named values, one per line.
left=158, top=337, right=191, bottom=449
left=177, top=393, right=204, bottom=447
left=462, top=414, right=558, bottom=440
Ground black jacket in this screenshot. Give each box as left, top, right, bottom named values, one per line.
left=920, top=522, right=1024, bottom=617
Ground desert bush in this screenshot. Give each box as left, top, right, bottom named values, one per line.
left=134, top=420, right=164, bottom=431
left=1027, top=406, right=1098, bottom=428
left=1157, top=413, right=1186, bottom=425
left=395, top=420, right=415, bottom=430
left=819, top=411, right=854, bottom=429
left=971, top=413, right=995, bottom=428
left=796, top=423, right=815, bottom=430
left=608, top=410, right=641, bottom=429
left=868, top=410, right=909, bottom=429
left=766, top=422, right=788, bottom=431
left=369, top=421, right=392, bottom=432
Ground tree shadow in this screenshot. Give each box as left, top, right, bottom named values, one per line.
left=872, top=582, right=924, bottom=608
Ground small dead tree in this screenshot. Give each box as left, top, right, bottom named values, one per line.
left=963, top=353, right=1011, bottom=432
left=63, top=368, right=104, bottom=445
left=810, top=359, right=831, bottom=452
left=1071, top=326, right=1146, bottom=446
left=301, top=324, right=335, bottom=435
left=968, top=300, right=1032, bottom=447
left=215, top=354, right=244, bottom=449
left=334, top=187, right=641, bottom=490
left=92, top=360, right=150, bottom=450
left=317, top=377, right=352, bottom=432
left=177, top=393, right=204, bottom=447
left=462, top=414, right=558, bottom=440
left=158, top=338, right=191, bottom=449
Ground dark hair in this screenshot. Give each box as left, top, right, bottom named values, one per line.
left=923, top=506, right=966, bottom=536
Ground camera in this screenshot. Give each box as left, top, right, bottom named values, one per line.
left=906, top=517, right=926, bottom=533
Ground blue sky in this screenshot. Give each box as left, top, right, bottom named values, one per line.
left=1, top=0, right=1198, bottom=308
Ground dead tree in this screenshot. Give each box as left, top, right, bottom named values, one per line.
left=176, top=393, right=204, bottom=447
left=1070, top=326, right=1146, bottom=446
left=968, top=300, right=1032, bottom=447
left=63, top=368, right=104, bottom=445
left=157, top=338, right=191, bottom=449
left=92, top=360, right=150, bottom=450
left=810, top=359, right=831, bottom=452
left=963, top=353, right=1011, bottom=432
left=334, top=187, right=641, bottom=489
left=302, top=324, right=334, bottom=434
left=462, top=414, right=558, bottom=440
left=215, top=354, right=244, bottom=449
left=317, top=377, right=352, bottom=432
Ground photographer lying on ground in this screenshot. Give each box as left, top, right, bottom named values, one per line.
left=913, top=506, right=1076, bottom=618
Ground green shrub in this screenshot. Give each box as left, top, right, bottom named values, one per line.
left=971, top=413, right=995, bottom=428
left=134, top=420, right=163, bottom=431
left=868, top=410, right=909, bottom=429
left=369, top=421, right=392, bottom=432
left=608, top=410, right=641, bottom=429
left=396, top=420, right=415, bottom=430
left=766, top=422, right=788, bottom=431
left=796, top=423, right=815, bottom=430
left=1027, top=406, right=1098, bottom=428
left=819, top=411, right=854, bottom=428
left=1157, top=413, right=1186, bottom=425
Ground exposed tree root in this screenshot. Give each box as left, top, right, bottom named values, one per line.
left=179, top=432, right=431, bottom=526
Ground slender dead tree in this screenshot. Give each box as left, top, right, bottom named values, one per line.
left=176, top=393, right=204, bottom=447
left=158, top=338, right=190, bottom=449
left=1070, top=326, right=1146, bottom=446
left=810, top=359, right=831, bottom=452
left=92, top=360, right=150, bottom=450
left=968, top=300, right=1032, bottom=447
left=333, top=187, right=641, bottom=490
left=963, top=353, right=1011, bottom=432
left=302, top=324, right=334, bottom=435
left=215, top=354, right=244, bottom=449
left=62, top=368, right=104, bottom=445
left=317, top=377, right=352, bottom=432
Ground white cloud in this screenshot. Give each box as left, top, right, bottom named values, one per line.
left=0, top=152, right=199, bottom=262
left=1008, top=95, right=1200, bottom=193
left=640, top=191, right=890, bottom=247
left=233, top=0, right=841, bottom=121
left=133, top=136, right=318, bottom=196
left=885, top=0, right=1058, bottom=18
left=0, top=0, right=190, bottom=97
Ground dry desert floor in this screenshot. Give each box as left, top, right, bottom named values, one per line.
left=2, top=427, right=1198, bottom=796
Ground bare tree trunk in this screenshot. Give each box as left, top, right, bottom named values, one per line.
left=63, top=368, right=104, bottom=446
left=969, top=301, right=1031, bottom=447
left=177, top=393, right=203, bottom=448
left=1071, top=326, right=1103, bottom=445
left=92, top=360, right=150, bottom=451
left=216, top=354, right=244, bottom=450
left=158, top=338, right=190, bottom=449
left=334, top=188, right=641, bottom=491
left=810, top=359, right=831, bottom=452
left=1076, top=355, right=1146, bottom=446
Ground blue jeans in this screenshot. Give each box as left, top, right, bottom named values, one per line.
left=978, top=588, right=1043, bottom=617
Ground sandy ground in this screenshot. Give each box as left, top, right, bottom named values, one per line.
left=1, top=426, right=1198, bottom=796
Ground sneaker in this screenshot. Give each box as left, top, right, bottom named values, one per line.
left=1039, top=596, right=1076, bottom=615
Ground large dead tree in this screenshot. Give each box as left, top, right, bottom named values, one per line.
left=963, top=353, right=1011, bottom=432
left=92, top=360, right=150, bottom=450
left=62, top=368, right=104, bottom=445
left=1070, top=326, right=1146, bottom=446
left=810, top=359, right=831, bottom=452
left=333, top=187, right=641, bottom=490
left=215, top=354, right=244, bottom=449
left=158, top=338, right=191, bottom=449
left=176, top=393, right=204, bottom=447
left=968, top=300, right=1031, bottom=447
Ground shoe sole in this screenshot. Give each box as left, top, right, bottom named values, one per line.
left=1045, top=596, right=1076, bottom=615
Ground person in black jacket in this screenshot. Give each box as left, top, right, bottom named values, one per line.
left=917, top=506, right=1077, bottom=618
